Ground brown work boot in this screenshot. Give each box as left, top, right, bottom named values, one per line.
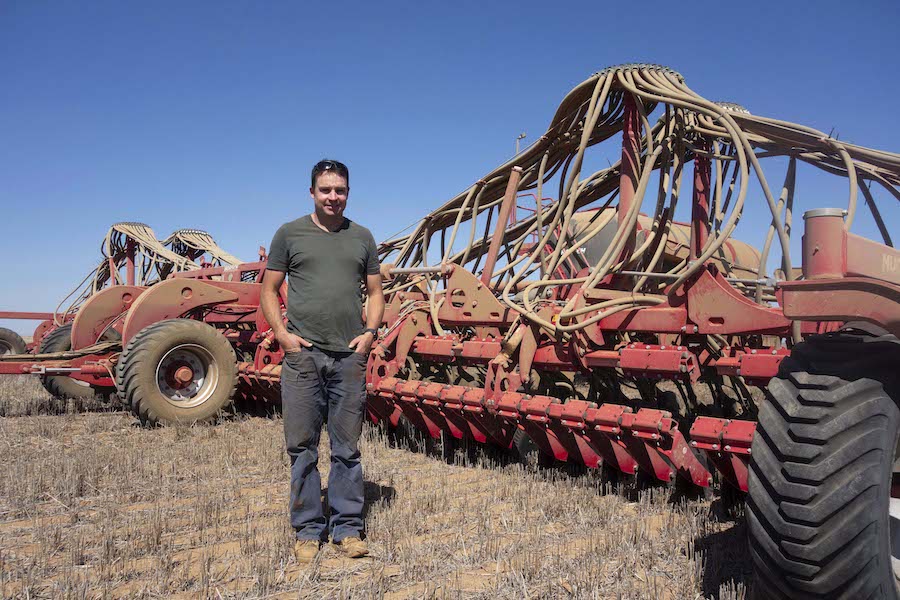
left=334, top=536, right=369, bottom=558
left=293, top=539, right=320, bottom=564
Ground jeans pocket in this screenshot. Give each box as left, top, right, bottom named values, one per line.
left=283, top=349, right=303, bottom=363
left=284, top=349, right=317, bottom=375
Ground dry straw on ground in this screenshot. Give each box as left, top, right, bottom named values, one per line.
left=0, top=375, right=750, bottom=598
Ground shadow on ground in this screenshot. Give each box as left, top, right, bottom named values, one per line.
left=695, top=517, right=753, bottom=599
left=320, top=480, right=397, bottom=528
left=362, top=480, right=397, bottom=519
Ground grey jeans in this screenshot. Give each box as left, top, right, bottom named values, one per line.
left=281, top=346, right=367, bottom=542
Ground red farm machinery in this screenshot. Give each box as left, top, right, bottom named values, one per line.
left=1, top=64, right=898, bottom=599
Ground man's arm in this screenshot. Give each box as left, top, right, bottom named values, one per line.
left=348, top=272, right=385, bottom=354
left=260, top=269, right=311, bottom=353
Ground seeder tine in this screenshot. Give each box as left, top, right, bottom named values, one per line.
left=689, top=416, right=756, bottom=492
left=461, top=388, right=486, bottom=414
left=556, top=428, right=603, bottom=468
left=419, top=382, right=445, bottom=407
left=618, top=408, right=713, bottom=487
left=506, top=394, right=566, bottom=461
left=394, top=380, right=443, bottom=439
left=452, top=387, right=514, bottom=449
left=584, top=403, right=638, bottom=475
left=520, top=420, right=569, bottom=461
left=556, top=399, right=592, bottom=430
left=548, top=400, right=603, bottom=468
left=522, top=395, right=554, bottom=423
left=377, top=376, right=400, bottom=398
left=403, top=409, right=444, bottom=440
left=439, top=385, right=465, bottom=410
left=496, top=391, right=525, bottom=419
left=436, top=385, right=475, bottom=441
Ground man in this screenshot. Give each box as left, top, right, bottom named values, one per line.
left=260, top=159, right=384, bottom=564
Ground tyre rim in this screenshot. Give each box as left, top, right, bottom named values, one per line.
left=155, top=344, right=218, bottom=408
left=0, top=340, right=13, bottom=355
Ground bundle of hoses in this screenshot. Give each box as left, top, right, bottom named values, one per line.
left=378, top=63, right=899, bottom=338
left=163, top=228, right=244, bottom=267
left=53, top=223, right=243, bottom=323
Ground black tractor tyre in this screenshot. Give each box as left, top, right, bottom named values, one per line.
left=115, top=319, right=237, bottom=426
left=0, top=327, right=26, bottom=355
left=38, top=324, right=119, bottom=400
left=747, top=324, right=900, bottom=600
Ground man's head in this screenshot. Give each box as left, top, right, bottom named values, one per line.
left=309, top=159, right=350, bottom=220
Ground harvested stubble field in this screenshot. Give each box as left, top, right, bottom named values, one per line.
left=0, top=375, right=750, bottom=599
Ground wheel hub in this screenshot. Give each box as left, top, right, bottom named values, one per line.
left=155, top=344, right=218, bottom=408
left=173, top=365, right=194, bottom=385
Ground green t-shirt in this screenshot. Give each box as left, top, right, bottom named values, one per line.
left=267, top=215, right=380, bottom=352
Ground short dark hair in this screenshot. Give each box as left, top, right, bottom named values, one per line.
left=311, top=159, right=349, bottom=188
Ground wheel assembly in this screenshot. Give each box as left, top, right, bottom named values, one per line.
left=747, top=325, right=900, bottom=599
left=115, top=318, right=237, bottom=426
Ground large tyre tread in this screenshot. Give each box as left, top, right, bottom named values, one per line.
left=748, top=326, right=900, bottom=600
left=114, top=321, right=171, bottom=409
left=115, top=319, right=237, bottom=427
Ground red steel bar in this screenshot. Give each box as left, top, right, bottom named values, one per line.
left=690, top=139, right=711, bottom=260
left=0, top=311, right=55, bottom=320
left=480, top=166, right=523, bottom=286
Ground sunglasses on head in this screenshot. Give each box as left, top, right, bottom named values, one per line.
left=311, top=160, right=349, bottom=187
left=316, top=160, right=341, bottom=172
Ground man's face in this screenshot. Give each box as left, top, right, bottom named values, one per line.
left=310, top=171, right=349, bottom=218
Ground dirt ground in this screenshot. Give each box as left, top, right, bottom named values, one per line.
left=0, top=375, right=751, bottom=599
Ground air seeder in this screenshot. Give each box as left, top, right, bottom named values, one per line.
left=2, top=64, right=898, bottom=598
left=0, top=222, right=249, bottom=400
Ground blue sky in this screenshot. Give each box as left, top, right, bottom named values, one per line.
left=2, top=0, right=898, bottom=334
